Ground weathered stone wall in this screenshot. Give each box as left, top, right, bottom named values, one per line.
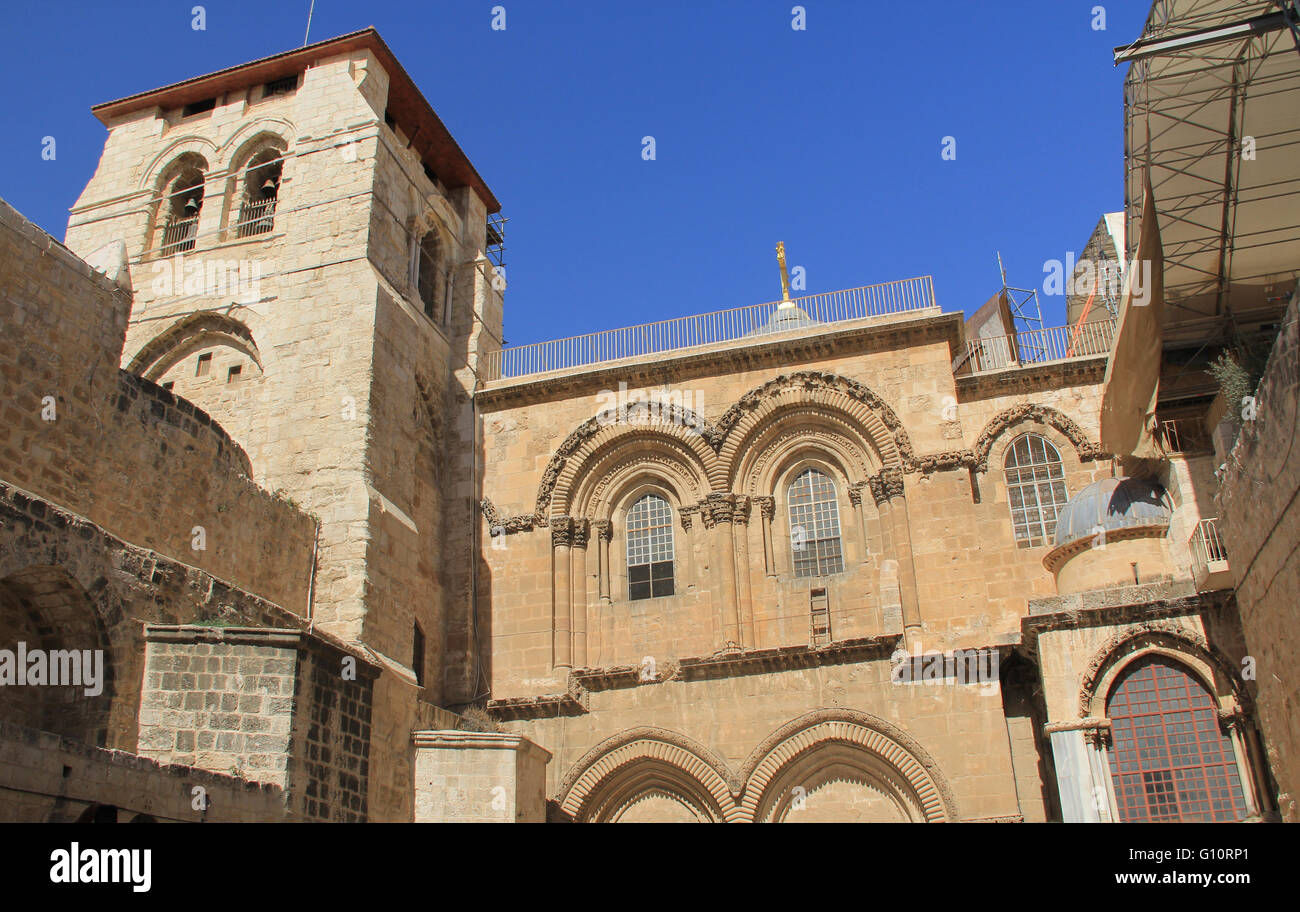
left=0, top=721, right=293, bottom=822
left=0, top=198, right=315, bottom=615
left=1219, top=284, right=1300, bottom=821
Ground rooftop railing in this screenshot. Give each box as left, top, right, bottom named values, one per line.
left=962, top=319, right=1116, bottom=374
left=482, top=276, right=937, bottom=380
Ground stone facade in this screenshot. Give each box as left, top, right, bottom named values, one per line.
left=0, top=27, right=1287, bottom=823
left=1219, top=283, right=1300, bottom=822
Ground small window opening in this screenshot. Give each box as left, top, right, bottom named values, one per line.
left=261, top=75, right=298, bottom=98
left=182, top=97, right=216, bottom=117
left=412, top=623, right=426, bottom=687
left=195, top=353, right=212, bottom=377
left=161, top=168, right=204, bottom=254
left=227, top=365, right=242, bottom=384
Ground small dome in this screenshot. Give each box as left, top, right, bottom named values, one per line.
left=748, top=303, right=818, bottom=337
left=1053, top=476, right=1171, bottom=547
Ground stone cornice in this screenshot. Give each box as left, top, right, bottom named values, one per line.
left=486, top=633, right=903, bottom=720
left=1020, top=587, right=1227, bottom=642
left=955, top=355, right=1109, bottom=398
left=477, top=311, right=963, bottom=408
left=1041, top=523, right=1171, bottom=573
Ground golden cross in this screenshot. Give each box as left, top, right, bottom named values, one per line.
left=776, top=241, right=792, bottom=302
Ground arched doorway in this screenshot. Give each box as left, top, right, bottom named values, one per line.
left=1107, top=655, right=1249, bottom=822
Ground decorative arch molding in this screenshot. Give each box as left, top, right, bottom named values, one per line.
left=557, top=727, right=742, bottom=823
left=739, top=709, right=957, bottom=823
left=972, top=403, right=1106, bottom=472
left=733, top=408, right=880, bottom=496
left=411, top=194, right=461, bottom=242
left=536, top=402, right=720, bottom=517
left=140, top=140, right=218, bottom=193
left=220, top=120, right=295, bottom=172
left=714, top=372, right=913, bottom=476
left=126, top=312, right=263, bottom=380
left=1078, top=623, right=1251, bottom=719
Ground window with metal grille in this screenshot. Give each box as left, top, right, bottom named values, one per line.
left=1107, top=656, right=1248, bottom=822
left=417, top=231, right=442, bottom=321
left=626, top=494, right=674, bottom=600
left=1003, top=434, right=1069, bottom=548
left=160, top=169, right=204, bottom=255
left=261, top=75, right=298, bottom=98
left=788, top=468, right=844, bottom=578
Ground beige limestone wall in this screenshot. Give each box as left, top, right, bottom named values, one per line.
left=0, top=721, right=293, bottom=823
left=1219, top=285, right=1300, bottom=821
left=0, top=198, right=314, bottom=615
left=503, top=658, right=1020, bottom=822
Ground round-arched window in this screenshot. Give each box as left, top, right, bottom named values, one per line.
left=1107, top=656, right=1249, bottom=822
left=1003, top=433, right=1069, bottom=548
left=787, top=468, right=844, bottom=578
left=626, top=494, right=674, bottom=600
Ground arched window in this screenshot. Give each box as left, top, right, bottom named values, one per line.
left=1107, top=656, right=1248, bottom=822
left=235, top=148, right=281, bottom=238
left=160, top=167, right=205, bottom=254
left=788, top=468, right=844, bottom=578
left=417, top=230, right=442, bottom=321
left=1003, top=434, right=1069, bottom=548
left=626, top=494, right=674, bottom=600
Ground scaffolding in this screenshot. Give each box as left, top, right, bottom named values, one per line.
left=996, top=251, right=1046, bottom=361
left=486, top=212, right=507, bottom=269
left=1116, top=0, right=1300, bottom=346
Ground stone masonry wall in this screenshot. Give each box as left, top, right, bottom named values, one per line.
left=1219, top=283, right=1300, bottom=821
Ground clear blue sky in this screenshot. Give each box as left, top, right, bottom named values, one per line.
left=0, top=0, right=1151, bottom=347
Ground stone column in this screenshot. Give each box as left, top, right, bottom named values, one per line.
left=593, top=520, right=612, bottom=605
left=1221, top=710, right=1263, bottom=817
left=571, top=520, right=589, bottom=669
left=848, top=483, right=871, bottom=563
left=551, top=517, right=574, bottom=671
left=679, top=508, right=698, bottom=589
left=755, top=496, right=776, bottom=577
left=733, top=496, right=755, bottom=648
left=702, top=494, right=741, bottom=651
left=875, top=468, right=922, bottom=642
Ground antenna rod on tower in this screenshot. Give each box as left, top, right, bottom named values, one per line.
left=304, top=0, right=316, bottom=46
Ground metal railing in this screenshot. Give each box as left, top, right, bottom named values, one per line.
left=1159, top=416, right=1212, bottom=454
left=963, top=319, right=1116, bottom=374
left=1189, top=517, right=1228, bottom=572
left=160, top=215, right=199, bottom=255
left=482, top=276, right=936, bottom=380
left=235, top=197, right=277, bottom=238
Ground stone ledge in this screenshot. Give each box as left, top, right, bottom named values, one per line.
left=411, top=730, right=552, bottom=762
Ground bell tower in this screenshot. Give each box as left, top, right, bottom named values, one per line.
left=64, top=28, right=504, bottom=708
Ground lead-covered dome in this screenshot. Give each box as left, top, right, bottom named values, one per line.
left=1052, top=476, right=1171, bottom=547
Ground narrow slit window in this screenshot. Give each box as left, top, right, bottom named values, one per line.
left=626, top=494, right=674, bottom=600
left=195, top=352, right=212, bottom=377
left=227, top=364, right=242, bottom=384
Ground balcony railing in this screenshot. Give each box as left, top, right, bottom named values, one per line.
left=1159, top=416, right=1212, bottom=454
left=1189, top=517, right=1228, bottom=568
left=963, top=319, right=1116, bottom=374
left=482, top=276, right=936, bottom=380
left=235, top=197, right=277, bottom=238
left=160, top=215, right=199, bottom=255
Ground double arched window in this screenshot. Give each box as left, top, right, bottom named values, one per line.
left=787, top=468, right=844, bottom=578
left=1107, top=656, right=1248, bottom=822
left=626, top=494, right=674, bottom=600
left=1003, top=434, right=1069, bottom=548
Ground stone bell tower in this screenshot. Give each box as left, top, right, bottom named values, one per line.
left=63, top=28, right=504, bottom=708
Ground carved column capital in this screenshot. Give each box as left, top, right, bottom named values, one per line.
left=571, top=519, right=589, bottom=549
left=699, top=493, right=737, bottom=528
left=755, top=496, right=775, bottom=520
left=868, top=474, right=888, bottom=506
left=847, top=483, right=865, bottom=507
left=880, top=467, right=905, bottom=499
left=733, top=495, right=752, bottom=526
left=592, top=519, right=612, bottom=542
left=551, top=516, right=576, bottom=548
